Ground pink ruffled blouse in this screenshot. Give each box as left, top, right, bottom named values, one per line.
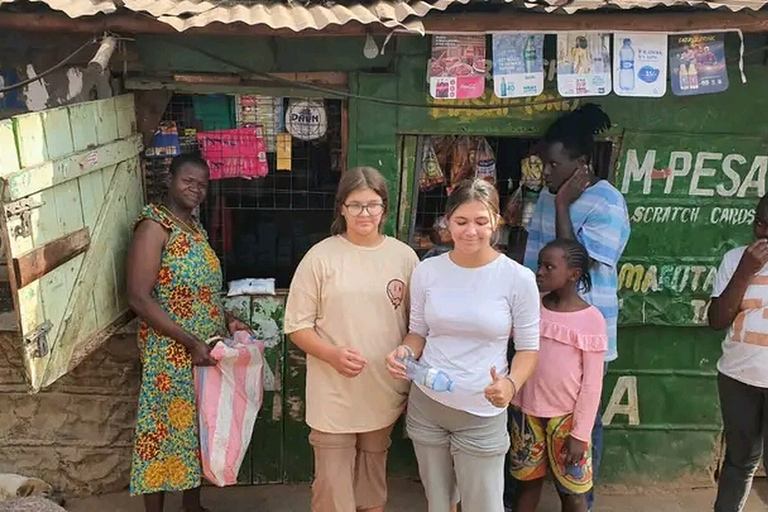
left=512, top=305, right=608, bottom=442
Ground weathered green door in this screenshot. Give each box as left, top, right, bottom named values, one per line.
left=0, top=95, right=144, bottom=392
left=222, top=292, right=313, bottom=484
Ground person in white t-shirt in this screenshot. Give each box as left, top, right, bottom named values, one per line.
left=708, top=195, right=768, bottom=512
left=386, top=178, right=541, bottom=512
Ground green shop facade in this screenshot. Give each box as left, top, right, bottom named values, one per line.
left=126, top=26, right=768, bottom=486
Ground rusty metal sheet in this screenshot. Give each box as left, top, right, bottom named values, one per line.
left=0, top=0, right=469, bottom=33
left=129, top=0, right=469, bottom=33
left=517, top=0, right=768, bottom=12
left=0, top=0, right=116, bottom=16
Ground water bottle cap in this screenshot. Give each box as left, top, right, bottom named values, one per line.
left=447, top=380, right=455, bottom=392
left=623, top=38, right=631, bottom=45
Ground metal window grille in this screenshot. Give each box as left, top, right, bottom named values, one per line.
left=142, top=94, right=345, bottom=288
left=410, top=135, right=614, bottom=260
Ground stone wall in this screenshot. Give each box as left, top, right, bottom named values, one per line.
left=0, top=330, right=141, bottom=497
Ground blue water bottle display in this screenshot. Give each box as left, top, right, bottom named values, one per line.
left=619, top=38, right=635, bottom=92
left=399, top=355, right=455, bottom=392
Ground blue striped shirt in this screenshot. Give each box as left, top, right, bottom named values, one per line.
left=523, top=181, right=630, bottom=362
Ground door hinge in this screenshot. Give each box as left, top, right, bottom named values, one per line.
left=24, top=320, right=53, bottom=358
left=5, top=198, right=45, bottom=239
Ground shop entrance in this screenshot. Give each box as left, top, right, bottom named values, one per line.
left=403, top=135, right=616, bottom=262
left=142, top=92, right=347, bottom=484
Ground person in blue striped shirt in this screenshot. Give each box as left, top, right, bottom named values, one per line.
left=519, top=104, right=631, bottom=512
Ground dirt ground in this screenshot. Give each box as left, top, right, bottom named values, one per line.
left=65, top=478, right=768, bottom=512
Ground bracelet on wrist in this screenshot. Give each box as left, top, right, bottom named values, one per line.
left=505, top=376, right=518, bottom=397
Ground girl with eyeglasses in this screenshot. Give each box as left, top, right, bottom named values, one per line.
left=284, top=166, right=420, bottom=512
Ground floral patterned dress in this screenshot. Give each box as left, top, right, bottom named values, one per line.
left=130, top=204, right=227, bottom=495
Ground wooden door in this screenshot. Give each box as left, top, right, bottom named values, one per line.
left=0, top=95, right=144, bottom=392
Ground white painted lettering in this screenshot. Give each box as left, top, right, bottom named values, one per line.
left=689, top=152, right=722, bottom=197
left=691, top=299, right=711, bottom=324
left=621, top=149, right=768, bottom=199
left=665, top=151, right=692, bottom=194
left=603, top=376, right=640, bottom=426
left=737, top=156, right=768, bottom=198
left=717, top=154, right=747, bottom=197
left=621, top=149, right=655, bottom=194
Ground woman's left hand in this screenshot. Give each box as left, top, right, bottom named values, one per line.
left=228, top=318, right=252, bottom=336
left=483, top=367, right=515, bottom=408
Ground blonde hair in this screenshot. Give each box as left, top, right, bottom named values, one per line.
left=330, top=166, right=390, bottom=235
left=445, top=179, right=502, bottom=229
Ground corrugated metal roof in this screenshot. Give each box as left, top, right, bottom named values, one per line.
left=0, top=0, right=116, bottom=17
left=0, top=0, right=470, bottom=33
left=2, top=0, right=767, bottom=33
left=520, top=0, right=768, bottom=12
left=131, top=0, right=469, bottom=32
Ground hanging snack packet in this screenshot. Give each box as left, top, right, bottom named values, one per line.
left=474, top=138, right=497, bottom=186
left=419, top=138, right=446, bottom=191
left=432, top=136, right=453, bottom=174
left=450, top=136, right=474, bottom=192
left=521, top=153, right=544, bottom=191
left=504, top=185, right=524, bottom=227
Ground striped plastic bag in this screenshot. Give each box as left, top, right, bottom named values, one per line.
left=194, top=331, right=265, bottom=487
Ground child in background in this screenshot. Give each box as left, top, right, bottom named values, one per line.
left=509, top=239, right=607, bottom=512
left=421, top=216, right=452, bottom=260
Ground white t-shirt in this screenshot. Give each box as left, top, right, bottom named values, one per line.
left=409, top=253, right=541, bottom=416
left=712, top=246, right=768, bottom=388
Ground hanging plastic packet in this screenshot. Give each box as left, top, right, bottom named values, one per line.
left=521, top=153, right=544, bottom=191
left=419, top=138, right=446, bottom=191
left=504, top=185, right=524, bottom=227
left=474, top=137, right=497, bottom=186
left=450, top=136, right=474, bottom=193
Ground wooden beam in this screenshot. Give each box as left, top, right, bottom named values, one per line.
left=125, top=76, right=346, bottom=99
left=12, top=228, right=91, bottom=289
left=420, top=11, right=768, bottom=33
left=2, top=134, right=144, bottom=202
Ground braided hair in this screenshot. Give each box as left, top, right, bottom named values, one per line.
left=542, top=238, right=592, bottom=293
left=543, top=103, right=611, bottom=163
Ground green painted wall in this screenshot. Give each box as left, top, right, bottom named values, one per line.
left=144, top=30, right=768, bottom=485
left=346, top=34, right=768, bottom=484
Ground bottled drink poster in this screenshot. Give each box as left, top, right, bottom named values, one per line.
left=669, top=33, right=728, bottom=96
left=556, top=33, right=612, bottom=98
left=612, top=33, right=667, bottom=97
left=491, top=34, right=544, bottom=99
left=429, top=35, right=486, bottom=100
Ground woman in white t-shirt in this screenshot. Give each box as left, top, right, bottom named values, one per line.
left=284, top=166, right=419, bottom=512
left=386, top=178, right=541, bottom=512
left=708, top=196, right=768, bottom=512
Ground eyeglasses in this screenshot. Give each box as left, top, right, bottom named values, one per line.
left=344, top=203, right=385, bottom=216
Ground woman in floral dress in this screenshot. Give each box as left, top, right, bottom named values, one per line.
left=126, top=154, right=248, bottom=512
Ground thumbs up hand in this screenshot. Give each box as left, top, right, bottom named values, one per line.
left=483, top=366, right=516, bottom=409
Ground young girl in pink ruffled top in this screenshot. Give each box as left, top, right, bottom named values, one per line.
left=509, top=238, right=608, bottom=512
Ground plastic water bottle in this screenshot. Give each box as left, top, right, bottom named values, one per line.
left=400, top=356, right=455, bottom=392
left=523, top=36, right=536, bottom=73
left=619, top=38, right=635, bottom=92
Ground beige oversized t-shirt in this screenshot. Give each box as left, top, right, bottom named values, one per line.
left=284, top=235, right=419, bottom=434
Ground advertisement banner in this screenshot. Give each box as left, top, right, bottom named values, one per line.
left=556, top=33, right=612, bottom=97
left=613, top=33, right=668, bottom=97
left=491, top=33, right=545, bottom=99
left=670, top=33, right=729, bottom=96
left=429, top=34, right=486, bottom=100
